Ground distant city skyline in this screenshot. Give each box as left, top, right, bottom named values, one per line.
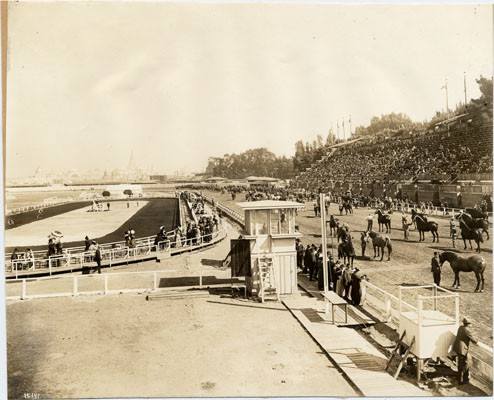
left=5, top=2, right=492, bottom=178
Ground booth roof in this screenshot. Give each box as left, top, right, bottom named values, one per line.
left=236, top=200, right=304, bottom=210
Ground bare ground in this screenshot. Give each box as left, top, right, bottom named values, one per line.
left=7, top=293, right=357, bottom=398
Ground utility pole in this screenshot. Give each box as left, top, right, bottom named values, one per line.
left=320, top=193, right=329, bottom=302
left=441, top=79, right=449, bottom=118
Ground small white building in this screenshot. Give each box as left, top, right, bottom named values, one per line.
left=230, top=200, right=303, bottom=301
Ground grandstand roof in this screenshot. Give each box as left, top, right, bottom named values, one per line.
left=236, top=200, right=304, bottom=210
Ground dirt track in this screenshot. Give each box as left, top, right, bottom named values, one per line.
left=7, top=294, right=357, bottom=398
left=203, top=191, right=493, bottom=347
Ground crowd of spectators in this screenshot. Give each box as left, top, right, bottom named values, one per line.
left=294, top=125, right=493, bottom=189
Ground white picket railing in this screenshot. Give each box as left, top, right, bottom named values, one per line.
left=5, top=266, right=232, bottom=301
left=7, top=226, right=227, bottom=279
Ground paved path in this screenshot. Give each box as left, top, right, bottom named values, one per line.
left=283, top=293, right=428, bottom=397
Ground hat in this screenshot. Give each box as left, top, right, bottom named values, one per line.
left=434, top=251, right=439, bottom=256
left=463, top=318, right=472, bottom=325
left=160, top=226, right=165, bottom=230
left=131, top=230, right=135, bottom=234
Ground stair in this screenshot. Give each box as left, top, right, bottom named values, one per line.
left=258, top=256, right=279, bottom=303
left=385, top=330, right=415, bottom=379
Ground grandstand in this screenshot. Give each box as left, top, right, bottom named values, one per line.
left=293, top=114, right=492, bottom=208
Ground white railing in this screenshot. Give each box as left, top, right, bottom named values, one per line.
left=6, top=226, right=227, bottom=278
left=201, top=194, right=245, bottom=226
left=5, top=266, right=233, bottom=301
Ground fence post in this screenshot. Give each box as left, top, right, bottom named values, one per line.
left=385, top=295, right=392, bottom=322
left=104, top=275, right=108, bottom=294
left=73, top=275, right=79, bottom=296
left=21, top=279, right=27, bottom=300
left=49, top=258, right=52, bottom=276
left=433, top=285, right=437, bottom=311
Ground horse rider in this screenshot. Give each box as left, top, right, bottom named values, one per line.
left=453, top=318, right=478, bottom=385
left=431, top=251, right=442, bottom=286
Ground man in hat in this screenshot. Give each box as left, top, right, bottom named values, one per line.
left=431, top=251, right=441, bottom=286
left=453, top=318, right=478, bottom=385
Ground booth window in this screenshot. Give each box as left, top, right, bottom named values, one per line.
left=253, top=210, right=268, bottom=235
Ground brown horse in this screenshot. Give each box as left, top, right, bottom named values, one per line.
left=439, top=251, right=486, bottom=292
left=412, top=214, right=439, bottom=242
left=375, top=209, right=391, bottom=233
left=367, top=231, right=392, bottom=261
left=460, top=212, right=489, bottom=240
left=458, top=218, right=483, bottom=253
left=337, top=238, right=355, bottom=267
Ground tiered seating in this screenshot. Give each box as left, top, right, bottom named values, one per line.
left=294, top=123, right=492, bottom=191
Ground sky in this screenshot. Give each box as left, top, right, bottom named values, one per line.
left=5, top=1, right=493, bottom=177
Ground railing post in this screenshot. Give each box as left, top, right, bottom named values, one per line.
left=73, top=275, right=79, bottom=296
left=104, top=274, right=108, bottom=294
left=49, top=258, right=52, bottom=276
left=418, top=297, right=423, bottom=327
left=455, top=295, right=460, bottom=326
left=21, top=279, right=27, bottom=300
left=153, top=271, right=157, bottom=290
left=385, top=295, right=392, bottom=322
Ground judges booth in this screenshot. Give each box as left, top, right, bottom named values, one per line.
left=230, top=201, right=303, bottom=302
left=397, top=285, right=459, bottom=381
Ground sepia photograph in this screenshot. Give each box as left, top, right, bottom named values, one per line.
left=1, top=0, right=493, bottom=398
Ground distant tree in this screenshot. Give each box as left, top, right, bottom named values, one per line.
left=102, top=190, right=110, bottom=197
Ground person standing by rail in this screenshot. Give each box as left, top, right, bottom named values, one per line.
left=430, top=251, right=442, bottom=286
left=452, top=318, right=478, bottom=385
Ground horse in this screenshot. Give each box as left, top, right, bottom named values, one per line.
left=375, top=209, right=392, bottom=233
left=460, top=212, right=489, bottom=240
left=411, top=208, right=428, bottom=230
left=338, top=238, right=355, bottom=267
left=412, top=214, right=439, bottom=242
left=337, top=224, right=350, bottom=243
left=367, top=231, right=392, bottom=261
left=465, top=207, right=489, bottom=221
left=458, top=218, right=483, bottom=253
left=439, top=251, right=486, bottom=292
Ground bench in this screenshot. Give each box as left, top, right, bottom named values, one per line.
left=321, top=291, right=348, bottom=324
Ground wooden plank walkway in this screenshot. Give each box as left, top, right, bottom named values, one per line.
left=283, top=294, right=428, bottom=397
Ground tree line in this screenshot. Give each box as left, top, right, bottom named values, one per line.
left=204, top=76, right=492, bottom=179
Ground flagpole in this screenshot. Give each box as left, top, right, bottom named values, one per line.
left=445, top=78, right=449, bottom=118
